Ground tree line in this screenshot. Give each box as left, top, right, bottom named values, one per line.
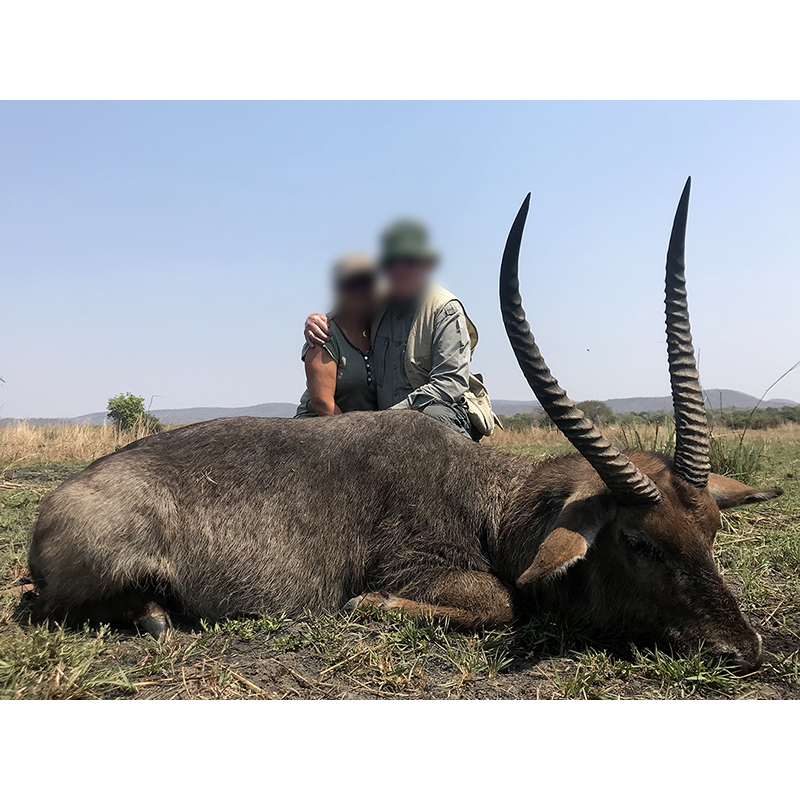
left=498, top=401, right=800, bottom=431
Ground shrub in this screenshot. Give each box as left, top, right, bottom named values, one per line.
left=106, top=393, right=163, bottom=434
left=576, top=400, right=614, bottom=425
left=107, top=393, right=145, bottom=430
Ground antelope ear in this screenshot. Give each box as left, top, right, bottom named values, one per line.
left=516, top=495, right=613, bottom=588
left=707, top=473, right=783, bottom=510
left=516, top=527, right=589, bottom=587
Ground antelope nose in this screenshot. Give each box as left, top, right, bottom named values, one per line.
left=724, top=632, right=763, bottom=673
left=749, top=632, right=764, bottom=670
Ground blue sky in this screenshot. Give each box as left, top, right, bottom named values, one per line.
left=2, top=102, right=799, bottom=418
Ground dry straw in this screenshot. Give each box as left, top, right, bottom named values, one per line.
left=0, top=420, right=158, bottom=468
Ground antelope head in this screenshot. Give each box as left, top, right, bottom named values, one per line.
left=500, top=179, right=782, bottom=670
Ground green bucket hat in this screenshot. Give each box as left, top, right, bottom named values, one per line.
left=380, top=219, right=438, bottom=264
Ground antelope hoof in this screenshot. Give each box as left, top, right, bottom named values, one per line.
left=345, top=592, right=391, bottom=612
left=135, top=601, right=172, bottom=640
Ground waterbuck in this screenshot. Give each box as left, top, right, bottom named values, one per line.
left=28, top=179, right=781, bottom=669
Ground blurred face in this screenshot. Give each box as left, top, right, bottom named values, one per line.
left=335, top=274, right=375, bottom=319
left=382, top=257, right=434, bottom=306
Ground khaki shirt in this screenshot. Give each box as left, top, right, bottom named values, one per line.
left=373, top=298, right=471, bottom=411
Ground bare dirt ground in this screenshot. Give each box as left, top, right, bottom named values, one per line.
left=2, top=425, right=799, bottom=700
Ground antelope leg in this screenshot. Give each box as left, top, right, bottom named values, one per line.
left=347, top=570, right=516, bottom=629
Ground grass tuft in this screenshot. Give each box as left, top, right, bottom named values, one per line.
left=613, top=419, right=675, bottom=455
left=709, top=433, right=765, bottom=483
left=206, top=615, right=289, bottom=641
left=629, top=645, right=741, bottom=698
left=0, top=623, right=134, bottom=699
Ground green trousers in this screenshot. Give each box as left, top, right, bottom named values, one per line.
left=421, top=403, right=479, bottom=441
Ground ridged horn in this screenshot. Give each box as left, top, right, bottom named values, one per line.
left=665, top=177, right=710, bottom=487
left=500, top=194, right=661, bottom=505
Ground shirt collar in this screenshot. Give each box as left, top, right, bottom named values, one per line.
left=391, top=288, right=426, bottom=320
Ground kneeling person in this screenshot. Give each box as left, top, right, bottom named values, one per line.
left=305, top=220, right=496, bottom=439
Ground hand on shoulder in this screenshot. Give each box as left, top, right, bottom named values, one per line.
left=305, top=313, right=330, bottom=347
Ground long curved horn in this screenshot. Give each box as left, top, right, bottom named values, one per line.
left=665, top=177, right=710, bottom=488
left=500, top=194, right=661, bottom=505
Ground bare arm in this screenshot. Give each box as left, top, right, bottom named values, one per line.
left=304, top=345, right=341, bottom=416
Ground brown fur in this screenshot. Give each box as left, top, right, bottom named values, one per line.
left=28, top=412, right=781, bottom=669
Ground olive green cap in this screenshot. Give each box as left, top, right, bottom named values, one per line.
left=380, top=219, right=438, bottom=264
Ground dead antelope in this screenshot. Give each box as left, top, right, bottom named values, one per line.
left=28, top=179, right=781, bottom=670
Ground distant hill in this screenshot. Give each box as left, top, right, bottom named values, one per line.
left=605, top=389, right=798, bottom=415
left=74, top=402, right=298, bottom=426
left=2, top=390, right=796, bottom=428
left=1, top=402, right=298, bottom=428
left=495, top=389, right=798, bottom=418
left=491, top=400, right=542, bottom=417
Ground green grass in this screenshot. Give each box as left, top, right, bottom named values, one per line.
left=265, top=610, right=514, bottom=691
left=0, top=488, right=43, bottom=584
left=629, top=646, right=742, bottom=697
left=770, top=651, right=800, bottom=683
left=709, top=434, right=766, bottom=484
left=542, top=643, right=745, bottom=700
left=0, top=623, right=135, bottom=699
left=204, top=615, right=289, bottom=641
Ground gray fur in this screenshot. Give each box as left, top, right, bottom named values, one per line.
left=30, top=412, right=544, bottom=618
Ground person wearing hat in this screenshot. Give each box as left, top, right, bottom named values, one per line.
left=294, top=253, right=379, bottom=418
left=304, top=221, right=497, bottom=439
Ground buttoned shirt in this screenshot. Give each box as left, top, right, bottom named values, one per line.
left=373, top=298, right=472, bottom=411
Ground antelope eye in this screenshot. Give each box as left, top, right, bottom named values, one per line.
left=623, top=532, right=663, bottom=561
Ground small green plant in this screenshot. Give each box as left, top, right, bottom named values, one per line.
left=106, top=393, right=163, bottom=434
left=443, top=633, right=513, bottom=680
left=215, top=615, right=288, bottom=641
left=0, top=623, right=133, bottom=700
left=553, top=657, right=615, bottom=700
left=272, top=633, right=303, bottom=653
left=770, top=651, right=800, bottom=683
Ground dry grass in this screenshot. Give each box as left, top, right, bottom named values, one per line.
left=488, top=425, right=574, bottom=459
left=489, top=425, right=568, bottom=449
left=492, top=420, right=800, bottom=446
left=712, top=422, right=800, bottom=444
left=0, top=421, right=163, bottom=469
left=3, top=419, right=798, bottom=471
left=491, top=420, right=800, bottom=456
